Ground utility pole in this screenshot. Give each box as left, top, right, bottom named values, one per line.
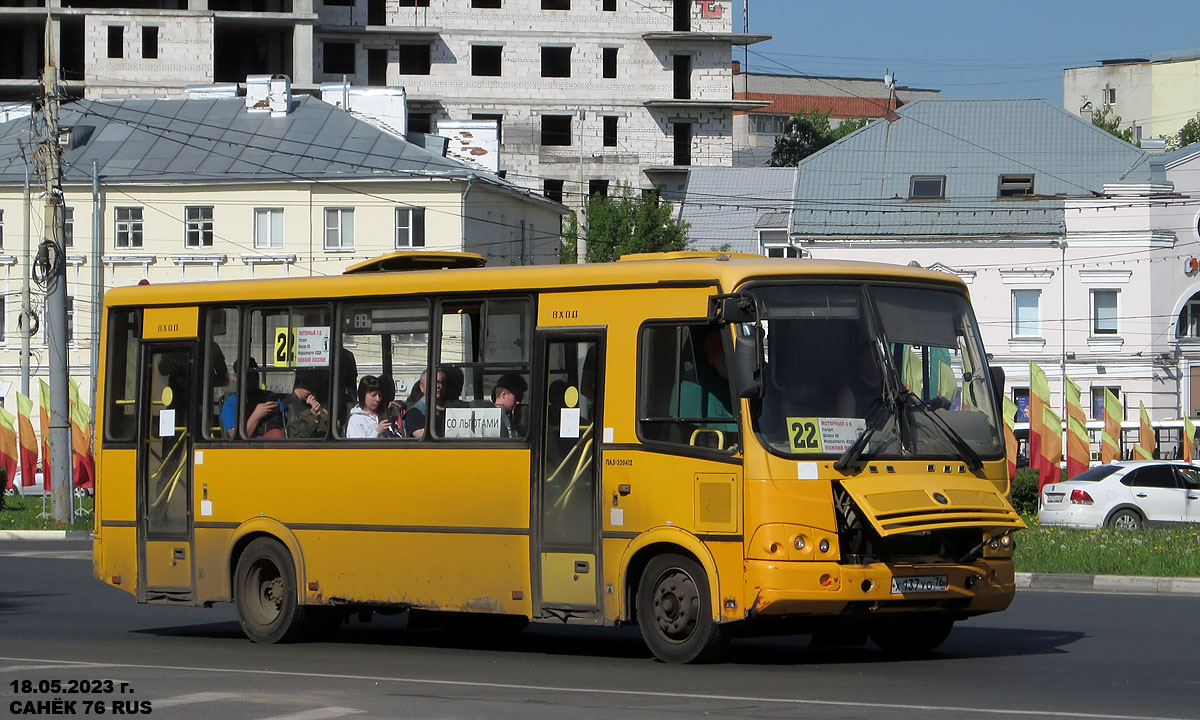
left=21, top=156, right=30, bottom=398
left=38, top=26, right=72, bottom=525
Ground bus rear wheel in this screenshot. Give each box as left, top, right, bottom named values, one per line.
left=636, top=554, right=724, bottom=663
left=234, top=538, right=308, bottom=644
left=868, top=614, right=954, bottom=656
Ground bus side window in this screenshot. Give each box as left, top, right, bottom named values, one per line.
left=104, top=309, right=140, bottom=444
left=246, top=305, right=332, bottom=441
left=435, top=297, right=532, bottom=440
left=204, top=307, right=239, bottom=440
left=638, top=323, right=737, bottom=451
left=336, top=300, right=430, bottom=440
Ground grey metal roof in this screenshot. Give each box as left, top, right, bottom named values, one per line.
left=679, top=166, right=795, bottom=253
left=0, top=95, right=507, bottom=186
left=787, top=98, right=1154, bottom=238
left=1150, top=48, right=1200, bottom=63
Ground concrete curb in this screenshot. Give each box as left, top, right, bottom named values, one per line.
left=1016, top=572, right=1200, bottom=596
left=0, top=530, right=91, bottom=541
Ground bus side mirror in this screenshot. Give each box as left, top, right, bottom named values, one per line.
left=989, top=366, right=1005, bottom=414
left=733, top=326, right=764, bottom=399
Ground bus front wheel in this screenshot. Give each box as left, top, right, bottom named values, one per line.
left=234, top=538, right=307, bottom=644
left=636, top=554, right=724, bottom=663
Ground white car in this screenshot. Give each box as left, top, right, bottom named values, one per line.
left=1038, top=460, right=1200, bottom=530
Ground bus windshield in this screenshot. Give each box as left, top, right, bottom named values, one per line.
left=747, top=283, right=1004, bottom=462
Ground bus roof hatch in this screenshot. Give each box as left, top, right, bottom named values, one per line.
left=343, top=251, right=487, bottom=274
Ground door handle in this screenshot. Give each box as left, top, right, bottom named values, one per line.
left=1188, top=495, right=1199, bottom=500
left=574, top=560, right=590, bottom=574
left=1136, top=493, right=1148, bottom=498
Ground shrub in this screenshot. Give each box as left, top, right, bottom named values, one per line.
left=1011, top=468, right=1039, bottom=515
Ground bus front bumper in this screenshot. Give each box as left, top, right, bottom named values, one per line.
left=744, top=558, right=1015, bottom=618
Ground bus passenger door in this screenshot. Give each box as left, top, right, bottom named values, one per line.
left=532, top=333, right=604, bottom=618
left=137, top=343, right=196, bottom=602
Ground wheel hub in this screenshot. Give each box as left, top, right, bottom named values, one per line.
left=652, top=571, right=698, bottom=641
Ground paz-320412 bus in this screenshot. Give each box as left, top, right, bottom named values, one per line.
left=93, top=251, right=1023, bottom=663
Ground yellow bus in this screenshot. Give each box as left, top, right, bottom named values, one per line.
left=92, top=251, right=1023, bottom=663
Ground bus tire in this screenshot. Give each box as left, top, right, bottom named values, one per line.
left=234, top=538, right=307, bottom=644
left=868, top=614, right=954, bottom=656
left=636, top=553, right=724, bottom=663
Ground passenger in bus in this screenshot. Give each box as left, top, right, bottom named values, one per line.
left=222, top=357, right=271, bottom=438
left=346, top=375, right=393, bottom=438
left=492, top=372, right=528, bottom=438
left=835, top=340, right=886, bottom=418
left=435, top=366, right=467, bottom=434
left=282, top=369, right=330, bottom=439
left=403, top=369, right=442, bottom=439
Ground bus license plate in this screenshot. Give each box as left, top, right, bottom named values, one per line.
left=891, top=576, right=948, bottom=594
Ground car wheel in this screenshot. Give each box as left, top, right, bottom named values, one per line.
left=1107, top=508, right=1142, bottom=530
left=636, top=553, right=725, bottom=663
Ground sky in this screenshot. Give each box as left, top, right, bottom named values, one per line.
left=742, top=0, right=1200, bottom=106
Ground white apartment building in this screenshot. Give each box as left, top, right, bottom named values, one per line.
left=0, top=0, right=768, bottom=207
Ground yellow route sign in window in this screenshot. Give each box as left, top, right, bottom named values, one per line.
left=273, top=327, right=296, bottom=367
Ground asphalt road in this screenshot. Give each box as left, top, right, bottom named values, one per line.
left=1, top=540, right=1197, bottom=720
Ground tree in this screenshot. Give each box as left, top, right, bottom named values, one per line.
left=1091, top=106, right=1134, bottom=144
left=560, top=185, right=689, bottom=264
left=1164, top=112, right=1200, bottom=151
left=768, top=110, right=868, bottom=166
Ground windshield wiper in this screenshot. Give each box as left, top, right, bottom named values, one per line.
left=907, top=396, right=984, bottom=471
left=834, top=394, right=890, bottom=471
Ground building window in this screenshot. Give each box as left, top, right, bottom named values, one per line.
left=472, top=45, right=502, bottom=76
left=749, top=113, right=788, bottom=135
left=254, top=208, right=284, bottom=249
left=395, top=207, right=426, bottom=248
left=673, top=0, right=690, bottom=31
left=543, top=179, right=564, bottom=203
left=107, top=26, right=123, bottom=59
left=542, top=0, right=569, bottom=8
left=673, top=122, right=692, bottom=166
left=66, top=296, right=73, bottom=344
left=398, top=44, right=431, bottom=75
left=142, top=26, right=158, bottom=59
left=1012, top=387, right=1030, bottom=422
left=185, top=206, right=214, bottom=248
left=62, top=207, right=73, bottom=248
left=998, top=174, right=1034, bottom=198
left=471, top=113, right=503, bottom=143
left=115, top=207, right=143, bottom=249
left=541, top=46, right=571, bottom=78
left=1011, top=289, right=1040, bottom=337
left=673, top=55, right=691, bottom=99
left=604, top=0, right=616, bottom=10
left=1104, top=87, right=1116, bottom=105
left=0, top=209, right=4, bottom=249
left=764, top=245, right=801, bottom=258
left=397, top=0, right=430, bottom=5
left=603, top=116, right=618, bottom=147
left=324, top=208, right=354, bottom=251
left=541, top=115, right=573, bottom=146
left=1092, top=386, right=1120, bottom=420
left=324, top=0, right=354, bottom=5
left=909, top=175, right=946, bottom=200
left=602, top=47, right=618, bottom=79
left=589, top=179, right=609, bottom=198
left=0, top=297, right=4, bottom=341
left=1092, top=290, right=1119, bottom=335
left=324, top=42, right=355, bottom=75
left=408, top=112, right=432, bottom=134
left=473, top=0, right=502, bottom=7
left=366, top=48, right=387, bottom=84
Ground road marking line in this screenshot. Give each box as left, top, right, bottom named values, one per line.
left=254, top=708, right=364, bottom=720
left=0, top=664, right=94, bottom=673
left=0, top=655, right=1187, bottom=720
left=154, top=692, right=241, bottom=708
left=0, top=550, right=91, bottom=560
